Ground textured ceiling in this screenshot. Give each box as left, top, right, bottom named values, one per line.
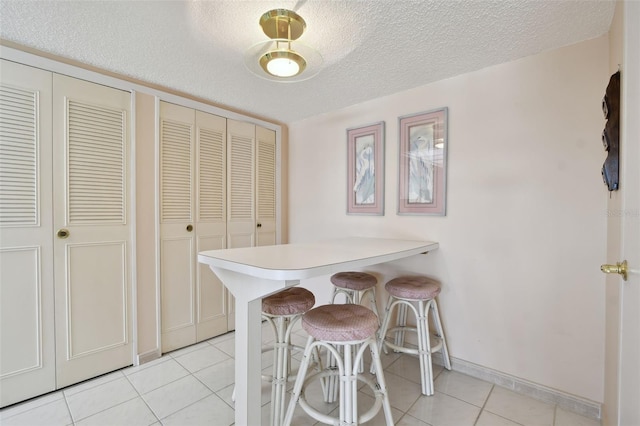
left=0, top=0, right=615, bottom=124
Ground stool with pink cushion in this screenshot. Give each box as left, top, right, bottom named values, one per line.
left=231, top=287, right=317, bottom=426
left=283, top=303, right=394, bottom=426
left=325, top=271, right=381, bottom=402
left=262, top=287, right=318, bottom=426
left=377, top=275, right=451, bottom=396
left=329, top=271, right=381, bottom=322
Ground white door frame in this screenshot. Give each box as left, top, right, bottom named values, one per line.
left=602, top=2, right=640, bottom=425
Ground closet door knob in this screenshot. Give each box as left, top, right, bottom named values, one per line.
left=256, top=223, right=262, bottom=228
left=186, top=224, right=193, bottom=232
left=57, top=229, right=70, bottom=239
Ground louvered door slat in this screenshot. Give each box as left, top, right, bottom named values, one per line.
left=0, top=84, right=37, bottom=225
left=161, top=119, right=192, bottom=222
left=67, top=100, right=125, bottom=224
left=1, top=143, right=36, bottom=155
left=0, top=117, right=35, bottom=129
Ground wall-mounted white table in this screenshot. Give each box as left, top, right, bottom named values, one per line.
left=198, top=237, right=438, bottom=425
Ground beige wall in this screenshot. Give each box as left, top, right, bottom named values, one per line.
left=288, top=36, right=609, bottom=402
left=135, top=92, right=159, bottom=356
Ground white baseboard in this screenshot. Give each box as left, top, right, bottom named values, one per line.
left=135, top=348, right=161, bottom=366
left=432, top=354, right=601, bottom=420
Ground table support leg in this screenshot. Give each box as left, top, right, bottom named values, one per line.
left=234, top=296, right=263, bottom=425
left=209, top=267, right=299, bottom=425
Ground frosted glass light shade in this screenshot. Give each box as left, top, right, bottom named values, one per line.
left=260, top=50, right=306, bottom=78
left=267, top=57, right=299, bottom=77
left=246, top=39, right=322, bottom=83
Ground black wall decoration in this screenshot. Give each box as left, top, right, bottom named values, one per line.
left=601, top=71, right=620, bottom=192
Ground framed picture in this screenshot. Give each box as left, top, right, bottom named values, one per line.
left=398, top=108, right=448, bottom=215
left=347, top=121, right=385, bottom=215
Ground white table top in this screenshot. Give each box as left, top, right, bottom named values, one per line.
left=197, top=237, right=439, bottom=281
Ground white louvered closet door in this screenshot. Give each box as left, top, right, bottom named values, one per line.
left=52, top=74, right=133, bottom=388
left=160, top=104, right=229, bottom=349
left=195, top=110, right=227, bottom=341
left=159, top=102, right=196, bottom=352
left=226, top=119, right=255, bottom=248
left=226, top=119, right=256, bottom=331
left=0, top=60, right=55, bottom=407
left=256, top=126, right=276, bottom=247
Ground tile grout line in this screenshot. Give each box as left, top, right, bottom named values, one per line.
left=0, top=395, right=57, bottom=421
left=155, top=388, right=216, bottom=424
left=66, top=372, right=146, bottom=425
left=62, top=391, right=74, bottom=425
left=122, top=368, right=162, bottom=425
left=472, top=384, right=494, bottom=426
left=475, top=385, right=528, bottom=426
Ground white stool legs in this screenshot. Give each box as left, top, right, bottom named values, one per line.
left=264, top=313, right=299, bottom=426
left=285, top=303, right=393, bottom=426
left=326, top=286, right=380, bottom=401
left=326, top=271, right=381, bottom=403
left=284, top=335, right=393, bottom=425
left=378, top=295, right=451, bottom=396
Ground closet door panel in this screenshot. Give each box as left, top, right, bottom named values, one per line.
left=226, top=119, right=255, bottom=331
left=53, top=74, right=132, bottom=388
left=160, top=237, right=195, bottom=351
left=195, top=111, right=227, bottom=341
left=256, top=126, right=276, bottom=247
left=227, top=119, right=255, bottom=249
left=196, top=235, right=226, bottom=340
left=159, top=102, right=196, bottom=352
left=0, top=60, right=55, bottom=407
left=65, top=242, right=127, bottom=356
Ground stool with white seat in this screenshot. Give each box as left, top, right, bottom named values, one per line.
left=377, top=275, right=451, bottom=396
left=284, top=303, right=393, bottom=426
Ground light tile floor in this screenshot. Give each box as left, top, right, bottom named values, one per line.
left=1, top=323, right=601, bottom=426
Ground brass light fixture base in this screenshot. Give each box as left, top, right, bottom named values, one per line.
left=259, top=9, right=306, bottom=40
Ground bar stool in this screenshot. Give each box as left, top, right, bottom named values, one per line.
left=284, top=304, right=394, bottom=426
left=378, top=276, right=451, bottom=396
left=263, top=287, right=318, bottom=426
left=330, top=271, right=381, bottom=322
left=232, top=287, right=316, bottom=426
left=325, top=271, right=381, bottom=402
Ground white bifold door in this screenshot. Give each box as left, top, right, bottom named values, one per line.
left=0, top=60, right=133, bottom=406
left=224, top=120, right=276, bottom=331
left=52, top=74, right=133, bottom=388
left=226, top=119, right=277, bottom=248
left=255, top=124, right=277, bottom=247
left=0, top=60, right=56, bottom=407
left=159, top=102, right=228, bottom=352
left=159, top=108, right=277, bottom=351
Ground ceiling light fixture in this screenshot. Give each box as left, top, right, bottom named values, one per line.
left=245, top=9, right=322, bottom=82
left=259, top=9, right=306, bottom=78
